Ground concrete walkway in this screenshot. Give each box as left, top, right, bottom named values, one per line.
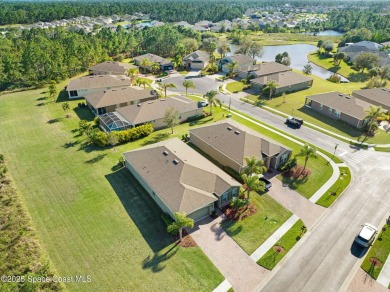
left=377, top=256, right=390, bottom=288
left=347, top=268, right=389, bottom=292
left=250, top=214, right=299, bottom=262
left=267, top=178, right=326, bottom=229
left=190, top=215, right=269, bottom=292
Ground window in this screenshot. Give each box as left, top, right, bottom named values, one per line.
left=319, top=103, right=323, bottom=110
left=328, top=107, right=332, bottom=114
left=221, top=192, right=228, bottom=202
left=69, top=90, right=78, bottom=97
left=280, top=152, right=289, bottom=163
left=334, top=110, right=341, bottom=118
left=232, top=188, right=238, bottom=197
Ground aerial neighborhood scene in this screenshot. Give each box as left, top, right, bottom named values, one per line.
left=1, top=0, right=390, bottom=291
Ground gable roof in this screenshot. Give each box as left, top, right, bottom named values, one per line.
left=84, top=86, right=156, bottom=109
left=67, top=75, right=130, bottom=91
left=88, top=61, right=136, bottom=74
left=352, top=88, right=390, bottom=110
left=116, top=95, right=198, bottom=125
left=307, top=92, right=372, bottom=120
left=183, top=50, right=210, bottom=63
left=228, top=54, right=256, bottom=65
left=123, top=138, right=240, bottom=214
left=190, top=121, right=291, bottom=167
left=133, top=53, right=172, bottom=66
left=251, top=71, right=313, bottom=87
left=238, top=61, right=291, bottom=76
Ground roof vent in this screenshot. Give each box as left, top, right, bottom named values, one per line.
left=137, top=103, right=141, bottom=107
left=99, top=75, right=104, bottom=77
left=382, top=88, right=387, bottom=91
left=227, top=126, right=233, bottom=131
left=173, top=159, right=179, bottom=165
left=148, top=101, right=154, bottom=104
left=163, top=151, right=169, bottom=156
left=103, top=90, right=106, bottom=93
left=160, top=99, right=165, bottom=101
left=234, top=130, right=240, bottom=135
left=339, top=93, right=343, bottom=96
left=345, top=96, right=351, bottom=99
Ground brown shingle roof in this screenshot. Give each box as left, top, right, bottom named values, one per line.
left=229, top=54, right=256, bottom=65
left=123, top=138, right=240, bottom=214
left=183, top=50, right=210, bottom=63
left=133, top=53, right=172, bottom=66
left=307, top=92, right=372, bottom=119
left=352, top=88, right=390, bottom=110
left=190, top=121, right=291, bottom=167
left=251, top=71, right=313, bottom=87
left=238, top=61, right=291, bottom=76
left=88, top=61, right=136, bottom=75
left=116, top=96, right=199, bottom=125
left=84, top=86, right=156, bottom=108
left=67, top=75, right=130, bottom=91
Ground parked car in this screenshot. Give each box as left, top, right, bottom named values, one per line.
left=156, top=78, right=162, bottom=82
left=198, top=101, right=209, bottom=108
left=354, top=223, right=378, bottom=247
left=286, top=116, right=304, bottom=128
left=258, top=175, right=272, bottom=190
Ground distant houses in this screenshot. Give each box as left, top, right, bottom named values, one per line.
left=133, top=53, right=174, bottom=72
left=338, top=41, right=390, bottom=67
left=122, top=138, right=241, bottom=221
left=190, top=121, right=292, bottom=172
left=88, top=61, right=137, bottom=76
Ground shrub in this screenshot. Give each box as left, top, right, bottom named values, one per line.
left=161, top=213, right=179, bottom=235
left=327, top=74, right=341, bottom=83
left=187, top=114, right=206, bottom=122
left=365, top=77, right=387, bottom=89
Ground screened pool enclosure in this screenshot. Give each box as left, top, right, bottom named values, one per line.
left=99, top=112, right=132, bottom=132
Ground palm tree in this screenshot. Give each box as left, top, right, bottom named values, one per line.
left=157, top=82, right=177, bottom=98
left=242, top=156, right=267, bottom=176
left=241, top=173, right=265, bottom=204
left=62, top=102, right=70, bottom=117
left=151, top=62, right=161, bottom=74
left=364, top=105, right=385, bottom=136
left=204, top=90, right=221, bottom=116
left=226, top=60, right=239, bottom=75
left=127, top=67, right=139, bottom=85
left=296, top=144, right=318, bottom=174
left=167, top=212, right=194, bottom=242
left=135, top=78, right=148, bottom=88
left=263, top=80, right=278, bottom=99
left=183, top=80, right=195, bottom=97
left=140, top=58, right=151, bottom=73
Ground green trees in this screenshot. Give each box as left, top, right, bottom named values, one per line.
left=364, top=106, right=385, bottom=136
left=151, top=62, right=161, bottom=74
left=167, top=212, right=194, bottom=242
left=226, top=60, right=239, bottom=75
left=107, top=132, right=119, bottom=151
left=262, top=80, right=278, bottom=99
left=296, top=144, right=318, bottom=174
left=183, top=80, right=195, bottom=97
left=321, top=40, right=334, bottom=55
left=135, top=78, right=148, bottom=88
left=302, top=63, right=313, bottom=75
left=140, top=58, right=151, bottom=73
left=240, top=156, right=266, bottom=204
left=217, top=40, right=230, bottom=58
left=157, top=82, right=177, bottom=97
left=62, top=102, right=70, bottom=117
left=236, top=40, right=263, bottom=59
left=204, top=90, right=221, bottom=116
left=163, top=107, right=180, bottom=134
left=127, top=67, right=139, bottom=85
left=333, top=52, right=346, bottom=66
left=354, top=52, right=380, bottom=72
left=48, top=80, right=57, bottom=101
left=275, top=52, right=291, bottom=66
left=242, top=156, right=267, bottom=176
left=241, top=174, right=264, bottom=204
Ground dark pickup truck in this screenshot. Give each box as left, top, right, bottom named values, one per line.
left=259, top=177, right=272, bottom=190
left=286, top=116, right=304, bottom=128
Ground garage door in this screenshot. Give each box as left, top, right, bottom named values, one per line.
left=188, top=206, right=210, bottom=222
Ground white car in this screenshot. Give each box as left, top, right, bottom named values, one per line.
left=354, top=223, right=378, bottom=247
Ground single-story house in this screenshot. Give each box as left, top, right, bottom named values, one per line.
left=183, top=50, right=210, bottom=70
left=237, top=61, right=291, bottom=79
left=251, top=71, right=313, bottom=95
left=304, top=92, right=373, bottom=128
left=101, top=95, right=201, bottom=131
left=88, top=61, right=137, bottom=76
left=123, top=138, right=241, bottom=221
left=352, top=88, right=390, bottom=111
left=66, top=75, right=131, bottom=99
left=133, top=53, right=174, bottom=71
left=338, top=41, right=390, bottom=67
left=190, top=121, right=292, bottom=172
left=219, top=54, right=256, bottom=73
left=84, top=86, right=157, bottom=115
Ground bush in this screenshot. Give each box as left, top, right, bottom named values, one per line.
left=161, top=213, right=179, bottom=235
left=187, top=114, right=206, bottom=122
left=327, top=74, right=341, bottom=83
left=365, top=77, right=387, bottom=89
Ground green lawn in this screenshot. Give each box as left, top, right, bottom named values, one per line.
left=0, top=84, right=225, bottom=291
left=257, top=220, right=305, bottom=270
left=221, top=193, right=292, bottom=255
left=231, top=113, right=333, bottom=199
left=316, top=167, right=351, bottom=207
left=226, top=81, right=245, bottom=93
left=244, top=72, right=390, bottom=145
left=243, top=32, right=341, bottom=46
left=361, top=225, right=390, bottom=280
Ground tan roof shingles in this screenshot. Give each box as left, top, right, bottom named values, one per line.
left=183, top=50, right=210, bottom=63
left=67, top=75, right=130, bottom=91
left=239, top=61, right=291, bottom=76
left=123, top=138, right=240, bottom=214
left=88, top=61, right=136, bottom=74
left=189, top=121, right=291, bottom=166
left=251, top=71, right=313, bottom=87
left=352, top=88, right=390, bottom=110
left=133, top=53, right=172, bottom=66
left=116, top=95, right=199, bottom=125
left=307, top=92, right=372, bottom=120
left=84, top=86, right=155, bottom=108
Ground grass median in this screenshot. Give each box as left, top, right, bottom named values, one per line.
left=316, top=167, right=351, bottom=207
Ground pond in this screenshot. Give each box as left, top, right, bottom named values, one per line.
left=228, top=43, right=348, bottom=82
left=301, top=30, right=343, bottom=36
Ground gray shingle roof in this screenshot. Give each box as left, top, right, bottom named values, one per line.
left=123, top=138, right=240, bottom=214
left=251, top=71, right=313, bottom=87
left=183, top=50, right=210, bottom=63
left=229, top=54, right=256, bottom=65
left=133, top=53, right=172, bottom=66
left=238, top=61, right=291, bottom=76
left=352, top=88, right=390, bottom=110
left=67, top=75, right=130, bottom=91
left=88, top=61, right=136, bottom=74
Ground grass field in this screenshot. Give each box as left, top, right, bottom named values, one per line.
left=257, top=220, right=305, bottom=270
left=316, top=167, right=351, bottom=207
left=221, top=193, right=292, bottom=255
left=361, top=225, right=390, bottom=280
left=244, top=71, right=390, bottom=145
left=243, top=32, right=341, bottom=46
left=0, top=83, right=226, bottom=291
left=226, top=81, right=245, bottom=93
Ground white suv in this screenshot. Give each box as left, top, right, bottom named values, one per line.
left=354, top=223, right=378, bottom=247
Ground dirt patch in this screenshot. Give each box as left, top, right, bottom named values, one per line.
left=282, top=165, right=312, bottom=179
left=223, top=203, right=258, bottom=221
left=273, top=245, right=285, bottom=253
left=173, top=229, right=197, bottom=248
left=369, top=257, right=382, bottom=268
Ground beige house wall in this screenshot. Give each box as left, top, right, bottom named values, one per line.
left=145, top=108, right=201, bottom=129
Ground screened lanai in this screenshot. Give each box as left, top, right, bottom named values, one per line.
left=99, top=112, right=132, bottom=132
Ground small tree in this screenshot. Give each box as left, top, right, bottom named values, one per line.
left=163, top=107, right=180, bottom=134
left=140, top=58, right=151, bottom=73
left=127, top=67, right=139, bottom=85
left=364, top=105, right=385, bottom=136
left=226, top=60, right=239, bottom=76
left=263, top=80, right=278, bottom=99
left=107, top=132, right=119, bottom=151
left=322, top=40, right=334, bottom=55
left=242, top=156, right=267, bottom=176
left=204, top=90, right=221, bottom=116
left=355, top=52, right=380, bottom=72
left=183, top=80, right=195, bottom=97
left=157, top=82, right=177, bottom=98
left=151, top=62, right=161, bottom=74
left=167, top=212, right=194, bottom=242
left=62, top=102, right=70, bottom=117
left=302, top=63, right=313, bottom=75
left=78, top=120, right=92, bottom=135
left=49, top=80, right=57, bottom=101
left=275, top=52, right=291, bottom=66
left=135, top=78, right=148, bottom=88
left=296, top=144, right=318, bottom=174
left=241, top=173, right=265, bottom=204
left=333, top=52, right=346, bottom=66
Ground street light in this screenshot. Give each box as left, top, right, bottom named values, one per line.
left=327, top=143, right=339, bottom=165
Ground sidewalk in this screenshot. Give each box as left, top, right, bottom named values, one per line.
left=377, top=256, right=390, bottom=288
